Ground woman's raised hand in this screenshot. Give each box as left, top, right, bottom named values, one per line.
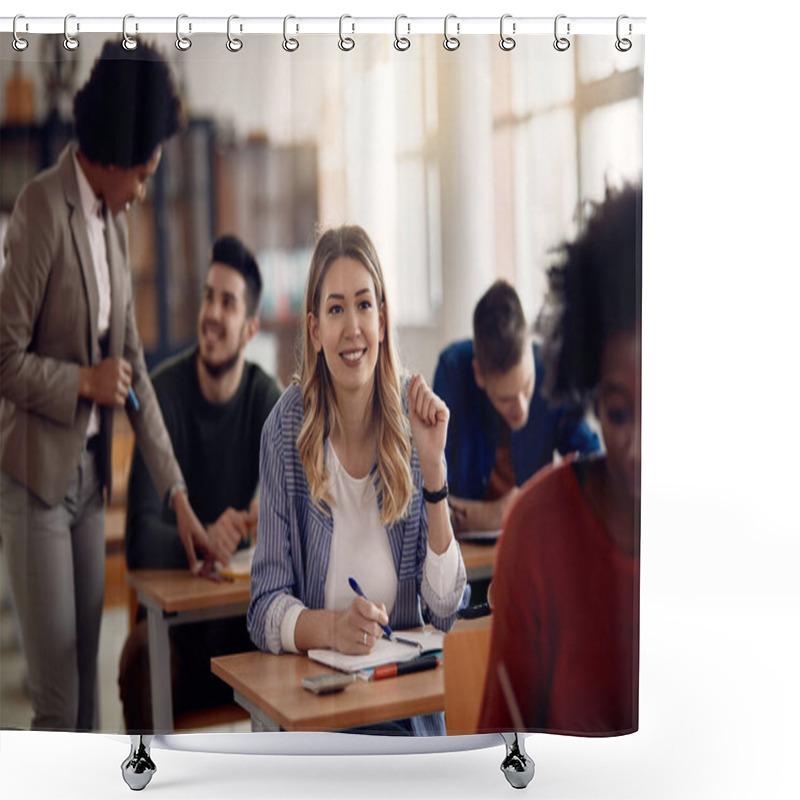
left=408, top=374, right=449, bottom=483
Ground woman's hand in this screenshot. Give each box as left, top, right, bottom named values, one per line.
left=78, top=357, right=132, bottom=407
left=408, top=374, right=449, bottom=487
left=332, top=596, right=388, bottom=655
left=172, top=489, right=218, bottom=573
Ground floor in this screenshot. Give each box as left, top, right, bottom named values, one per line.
left=0, top=552, right=248, bottom=734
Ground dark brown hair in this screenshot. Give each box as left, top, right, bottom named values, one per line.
left=472, top=280, right=529, bottom=375
left=211, top=235, right=262, bottom=317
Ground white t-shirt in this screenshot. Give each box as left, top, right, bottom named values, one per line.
left=72, top=148, right=111, bottom=439
left=280, top=440, right=459, bottom=653
left=323, top=441, right=398, bottom=613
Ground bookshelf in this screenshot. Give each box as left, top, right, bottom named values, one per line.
left=215, top=136, right=319, bottom=385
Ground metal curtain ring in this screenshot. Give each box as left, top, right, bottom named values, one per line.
left=443, top=14, right=460, bottom=51
left=283, top=15, right=299, bottom=52
left=499, top=14, right=515, bottom=51
left=227, top=15, right=243, bottom=52
left=64, top=14, right=79, bottom=51
left=553, top=14, right=570, bottom=52
left=615, top=15, right=632, bottom=52
left=338, top=14, right=355, bottom=51
left=11, top=14, right=29, bottom=53
left=394, top=14, right=411, bottom=51
left=122, top=14, right=139, bottom=51
left=176, top=14, right=192, bottom=51
left=12, top=14, right=29, bottom=51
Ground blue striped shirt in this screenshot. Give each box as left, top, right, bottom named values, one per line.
left=247, top=384, right=467, bottom=736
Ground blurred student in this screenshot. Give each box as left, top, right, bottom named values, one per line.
left=248, top=225, right=466, bottom=736
left=433, top=280, right=599, bottom=534
left=0, top=40, right=214, bottom=732
left=118, top=235, right=282, bottom=732
left=478, top=184, right=642, bottom=735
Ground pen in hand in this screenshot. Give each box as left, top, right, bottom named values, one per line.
left=127, top=387, right=140, bottom=411
left=348, top=577, right=392, bottom=639
left=348, top=577, right=423, bottom=651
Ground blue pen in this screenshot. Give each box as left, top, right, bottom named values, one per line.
left=348, top=577, right=423, bottom=650
left=348, top=577, right=393, bottom=639
left=128, top=387, right=140, bottom=411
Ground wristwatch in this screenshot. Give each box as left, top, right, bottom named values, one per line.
left=422, top=481, right=449, bottom=504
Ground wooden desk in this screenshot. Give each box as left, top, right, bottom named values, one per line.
left=126, top=569, right=250, bottom=732
left=459, top=540, right=497, bottom=582
left=128, top=545, right=494, bottom=733
left=211, top=650, right=444, bottom=733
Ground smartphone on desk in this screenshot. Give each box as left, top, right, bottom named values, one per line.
left=301, top=672, right=356, bottom=695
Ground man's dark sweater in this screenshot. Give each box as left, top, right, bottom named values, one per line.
left=125, top=346, right=282, bottom=569
left=119, top=347, right=281, bottom=731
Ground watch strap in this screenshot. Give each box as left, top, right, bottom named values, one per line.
left=422, top=481, right=449, bottom=504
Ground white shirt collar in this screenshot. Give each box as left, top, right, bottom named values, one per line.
left=72, top=146, right=104, bottom=221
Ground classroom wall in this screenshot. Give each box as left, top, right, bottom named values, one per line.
left=1, top=31, right=642, bottom=384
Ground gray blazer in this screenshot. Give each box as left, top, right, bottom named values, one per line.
left=0, top=145, right=183, bottom=507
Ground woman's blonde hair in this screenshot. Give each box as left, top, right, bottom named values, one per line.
left=296, top=225, right=413, bottom=526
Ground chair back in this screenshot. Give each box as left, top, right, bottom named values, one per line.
left=443, top=617, right=492, bottom=734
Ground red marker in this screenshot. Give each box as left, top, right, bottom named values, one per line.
left=372, top=655, right=440, bottom=681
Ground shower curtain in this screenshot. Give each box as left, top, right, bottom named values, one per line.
left=0, top=21, right=644, bottom=740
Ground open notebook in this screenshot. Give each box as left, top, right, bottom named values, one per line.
left=217, top=545, right=256, bottom=579
left=308, top=629, right=444, bottom=673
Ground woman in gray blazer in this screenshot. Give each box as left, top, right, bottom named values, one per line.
left=0, top=40, right=217, bottom=731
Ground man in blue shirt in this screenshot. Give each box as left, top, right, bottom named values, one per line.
left=433, top=280, right=600, bottom=534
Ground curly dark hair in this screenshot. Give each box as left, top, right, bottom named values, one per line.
left=536, top=183, right=642, bottom=409
left=73, top=40, right=184, bottom=168
left=473, top=280, right=529, bottom=375
left=211, top=235, right=263, bottom=317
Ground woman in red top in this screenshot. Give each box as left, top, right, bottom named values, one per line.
left=478, top=184, right=642, bottom=736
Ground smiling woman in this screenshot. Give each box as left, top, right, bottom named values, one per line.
left=247, top=225, right=467, bottom=738
left=307, top=255, right=386, bottom=414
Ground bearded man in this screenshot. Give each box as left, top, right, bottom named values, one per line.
left=118, top=234, right=281, bottom=732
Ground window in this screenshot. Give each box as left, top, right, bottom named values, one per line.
left=496, top=37, right=644, bottom=323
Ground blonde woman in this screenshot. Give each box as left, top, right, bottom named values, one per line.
left=247, top=225, right=466, bottom=736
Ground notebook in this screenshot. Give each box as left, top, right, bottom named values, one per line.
left=308, top=629, right=444, bottom=673
left=217, top=545, right=256, bottom=579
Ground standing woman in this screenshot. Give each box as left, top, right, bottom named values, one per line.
left=0, top=41, right=214, bottom=731
left=479, top=184, right=642, bottom=735
left=248, top=225, right=466, bottom=736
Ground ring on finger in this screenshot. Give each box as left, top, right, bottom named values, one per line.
left=363, top=631, right=368, bottom=646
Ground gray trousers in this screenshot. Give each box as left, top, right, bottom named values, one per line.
left=0, top=446, right=105, bottom=730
